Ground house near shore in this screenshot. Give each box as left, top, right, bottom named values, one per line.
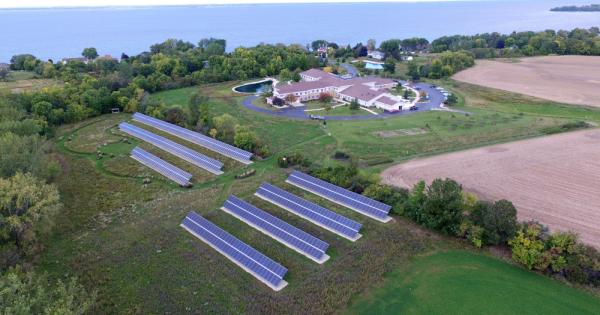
left=61, top=57, right=89, bottom=65
left=0, top=62, right=9, bottom=70
left=367, top=50, right=385, bottom=60
left=273, top=68, right=412, bottom=112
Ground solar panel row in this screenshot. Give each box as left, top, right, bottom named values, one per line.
left=255, top=182, right=362, bottom=241
left=180, top=211, right=288, bottom=291
left=130, top=146, right=192, bottom=186
left=119, top=122, right=224, bottom=175
left=132, top=112, right=253, bottom=164
left=222, top=195, right=330, bottom=263
left=287, top=171, right=392, bottom=223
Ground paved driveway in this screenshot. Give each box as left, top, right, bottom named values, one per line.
left=240, top=81, right=452, bottom=121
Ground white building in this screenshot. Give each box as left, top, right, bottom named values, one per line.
left=274, top=69, right=410, bottom=112
left=368, top=50, right=385, bottom=60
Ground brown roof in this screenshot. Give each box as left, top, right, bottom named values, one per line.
left=376, top=96, right=398, bottom=106
left=275, top=80, right=336, bottom=94
left=338, top=84, right=386, bottom=102
left=300, top=68, right=333, bottom=79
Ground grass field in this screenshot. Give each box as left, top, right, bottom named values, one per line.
left=0, top=71, right=61, bottom=93
left=37, top=79, right=600, bottom=313
left=347, top=250, right=600, bottom=315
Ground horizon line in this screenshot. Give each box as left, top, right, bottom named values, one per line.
left=0, top=0, right=473, bottom=10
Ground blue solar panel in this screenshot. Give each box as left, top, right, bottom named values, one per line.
left=287, top=171, right=392, bottom=222
left=181, top=211, right=288, bottom=290
left=130, top=147, right=192, bottom=186
left=222, top=195, right=329, bottom=263
left=132, top=113, right=253, bottom=164
left=119, top=122, right=223, bottom=175
left=255, top=182, right=362, bottom=241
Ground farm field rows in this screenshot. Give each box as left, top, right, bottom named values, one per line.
left=382, top=129, right=600, bottom=247
left=453, top=56, right=600, bottom=108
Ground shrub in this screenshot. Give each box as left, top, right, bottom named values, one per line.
left=349, top=99, right=360, bottom=110
left=470, top=199, right=518, bottom=245
left=508, top=222, right=550, bottom=270
left=277, top=152, right=311, bottom=168
left=420, top=179, right=465, bottom=235
left=363, top=184, right=408, bottom=215
left=318, top=92, right=333, bottom=103
left=332, top=151, right=350, bottom=160
left=272, top=96, right=285, bottom=106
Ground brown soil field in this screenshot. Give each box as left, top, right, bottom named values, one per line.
left=453, top=56, right=600, bottom=108
left=381, top=129, right=600, bottom=247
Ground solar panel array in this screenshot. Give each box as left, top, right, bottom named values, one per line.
left=119, top=122, right=224, bottom=175
left=181, top=211, right=288, bottom=291
left=132, top=112, right=253, bottom=164
left=255, top=182, right=362, bottom=241
left=130, top=146, right=192, bottom=186
left=287, top=171, right=392, bottom=222
left=222, top=195, right=329, bottom=263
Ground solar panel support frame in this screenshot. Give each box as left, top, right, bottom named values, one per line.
left=285, top=179, right=393, bottom=223
left=254, top=192, right=362, bottom=242
left=220, top=206, right=330, bottom=264
left=180, top=222, right=289, bottom=291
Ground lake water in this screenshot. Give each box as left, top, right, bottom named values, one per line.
left=0, top=0, right=598, bottom=62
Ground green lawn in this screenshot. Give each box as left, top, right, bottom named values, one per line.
left=38, top=80, right=600, bottom=313
left=309, top=104, right=371, bottom=116
left=347, top=250, right=600, bottom=315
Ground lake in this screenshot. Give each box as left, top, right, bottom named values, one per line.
left=0, top=0, right=598, bottom=62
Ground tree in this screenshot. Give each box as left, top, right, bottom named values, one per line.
left=383, top=58, right=396, bottom=73
left=407, top=61, right=421, bottom=80
left=379, top=39, right=402, bottom=59
left=421, top=179, right=464, bottom=235
left=319, top=92, right=333, bottom=103
left=0, top=67, right=8, bottom=80
left=349, top=99, right=360, bottom=110
left=0, top=266, right=96, bottom=314
left=284, top=94, right=297, bottom=104
left=32, top=101, right=53, bottom=118
left=471, top=199, right=517, bottom=245
left=445, top=93, right=458, bottom=106
left=212, top=113, right=238, bottom=143
left=509, top=222, right=550, bottom=270
left=0, top=173, right=61, bottom=267
left=81, top=47, right=98, bottom=60
left=367, top=39, right=377, bottom=51
left=234, top=125, right=260, bottom=153
left=311, top=40, right=328, bottom=51
left=363, top=184, right=408, bottom=214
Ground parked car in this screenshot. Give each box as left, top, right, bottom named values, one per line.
left=309, top=114, right=325, bottom=120
left=410, top=106, right=419, bottom=111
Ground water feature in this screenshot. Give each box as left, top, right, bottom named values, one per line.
left=364, top=61, right=384, bottom=70
left=233, top=80, right=273, bottom=94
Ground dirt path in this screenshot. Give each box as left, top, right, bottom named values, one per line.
left=453, top=56, right=600, bottom=108
left=381, top=129, right=600, bottom=248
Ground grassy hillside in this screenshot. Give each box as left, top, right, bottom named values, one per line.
left=36, top=80, right=600, bottom=313
left=347, top=250, right=600, bottom=314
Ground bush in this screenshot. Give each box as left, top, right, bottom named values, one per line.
left=0, top=266, right=96, bottom=314
left=349, top=99, right=360, bottom=110
left=318, top=92, right=333, bottom=103
left=363, top=184, right=408, bottom=215
left=277, top=152, right=311, bottom=168
left=470, top=199, right=518, bottom=245
left=420, top=179, right=465, bottom=235
left=332, top=151, right=350, bottom=160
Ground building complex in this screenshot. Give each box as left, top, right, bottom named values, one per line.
left=272, top=69, right=413, bottom=112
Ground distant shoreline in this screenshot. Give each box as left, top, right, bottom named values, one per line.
left=550, top=4, right=600, bottom=12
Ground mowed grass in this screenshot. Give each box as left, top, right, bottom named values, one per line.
left=347, top=250, right=600, bottom=315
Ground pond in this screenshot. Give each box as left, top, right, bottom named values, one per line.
left=364, top=61, right=384, bottom=70
left=234, top=80, right=273, bottom=94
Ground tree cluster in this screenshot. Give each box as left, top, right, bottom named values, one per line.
left=431, top=28, right=600, bottom=57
